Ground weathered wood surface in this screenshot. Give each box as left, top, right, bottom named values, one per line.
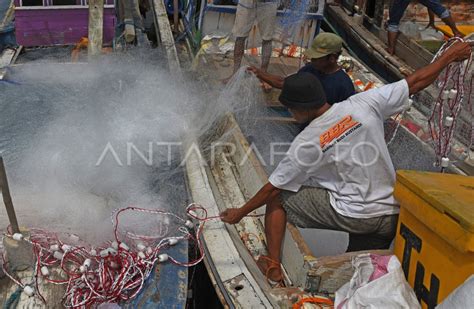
left=326, top=5, right=413, bottom=78
left=0, top=0, right=14, bottom=31
left=0, top=47, right=20, bottom=80
left=0, top=268, right=66, bottom=308
left=0, top=157, right=20, bottom=234
left=372, top=27, right=433, bottom=69
left=88, top=0, right=104, bottom=59
left=184, top=136, right=274, bottom=308
left=151, top=0, right=181, bottom=76
left=258, top=116, right=298, bottom=124
left=223, top=115, right=315, bottom=286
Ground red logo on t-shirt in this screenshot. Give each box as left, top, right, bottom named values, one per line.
left=320, top=115, right=360, bottom=148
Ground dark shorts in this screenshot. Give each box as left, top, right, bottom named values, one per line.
left=280, top=186, right=399, bottom=251
left=388, top=0, right=449, bottom=32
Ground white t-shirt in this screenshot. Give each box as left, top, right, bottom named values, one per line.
left=269, top=80, right=410, bottom=219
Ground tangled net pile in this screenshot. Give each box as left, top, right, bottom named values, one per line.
left=1, top=203, right=216, bottom=307
left=428, top=37, right=473, bottom=171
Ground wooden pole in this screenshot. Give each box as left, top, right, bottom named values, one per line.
left=0, top=157, right=20, bottom=234
left=151, top=0, right=182, bottom=75
left=122, top=0, right=136, bottom=43
left=88, top=0, right=104, bottom=59
left=173, top=0, right=179, bottom=32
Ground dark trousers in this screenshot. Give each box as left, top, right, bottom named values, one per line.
left=346, top=233, right=394, bottom=252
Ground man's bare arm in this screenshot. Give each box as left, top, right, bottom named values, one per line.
left=247, top=66, right=285, bottom=89
left=241, top=182, right=281, bottom=214
left=221, top=182, right=281, bottom=224
left=405, top=41, right=472, bottom=95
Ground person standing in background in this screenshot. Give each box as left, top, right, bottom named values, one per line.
left=387, top=0, right=464, bottom=55
left=226, top=0, right=279, bottom=81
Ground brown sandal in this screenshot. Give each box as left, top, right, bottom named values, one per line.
left=256, top=256, right=285, bottom=287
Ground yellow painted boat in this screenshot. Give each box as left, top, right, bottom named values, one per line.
left=436, top=25, right=474, bottom=37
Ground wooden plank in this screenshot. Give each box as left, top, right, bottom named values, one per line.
left=10, top=46, right=22, bottom=64
left=184, top=141, right=273, bottom=308
left=151, top=0, right=181, bottom=76
left=223, top=115, right=314, bottom=287
left=210, top=152, right=268, bottom=257
left=172, top=0, right=178, bottom=31
left=0, top=0, right=14, bottom=30
left=0, top=47, right=17, bottom=80
left=87, top=0, right=104, bottom=59
left=396, top=34, right=433, bottom=63
left=0, top=157, right=19, bottom=233
left=0, top=48, right=15, bottom=68
left=258, top=116, right=298, bottom=124
left=326, top=5, right=413, bottom=77
left=373, top=27, right=432, bottom=69
left=121, top=0, right=136, bottom=43
left=224, top=274, right=266, bottom=308
left=185, top=148, right=244, bottom=281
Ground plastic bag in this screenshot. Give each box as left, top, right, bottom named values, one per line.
left=399, top=21, right=422, bottom=40
left=437, top=275, right=474, bottom=309
left=335, top=254, right=420, bottom=309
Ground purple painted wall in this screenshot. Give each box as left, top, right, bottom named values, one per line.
left=15, top=6, right=116, bottom=47
left=14, top=0, right=115, bottom=5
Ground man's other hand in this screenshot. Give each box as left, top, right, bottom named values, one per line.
left=220, top=208, right=245, bottom=224
left=246, top=66, right=261, bottom=76
left=445, top=41, right=473, bottom=62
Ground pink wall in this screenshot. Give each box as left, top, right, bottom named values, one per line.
left=15, top=7, right=116, bottom=46
left=14, top=0, right=114, bottom=5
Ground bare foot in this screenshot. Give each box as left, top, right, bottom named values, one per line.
left=385, top=47, right=395, bottom=55
left=453, top=30, right=465, bottom=38
left=256, top=256, right=283, bottom=284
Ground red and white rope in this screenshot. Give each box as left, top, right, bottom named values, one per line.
left=1, top=203, right=235, bottom=307
left=428, top=37, right=473, bottom=171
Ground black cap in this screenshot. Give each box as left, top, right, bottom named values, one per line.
left=279, top=72, right=327, bottom=109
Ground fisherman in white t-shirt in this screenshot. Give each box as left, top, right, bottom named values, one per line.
left=221, top=40, right=473, bottom=284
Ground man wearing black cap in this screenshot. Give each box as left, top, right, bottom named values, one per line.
left=221, top=40, right=473, bottom=284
